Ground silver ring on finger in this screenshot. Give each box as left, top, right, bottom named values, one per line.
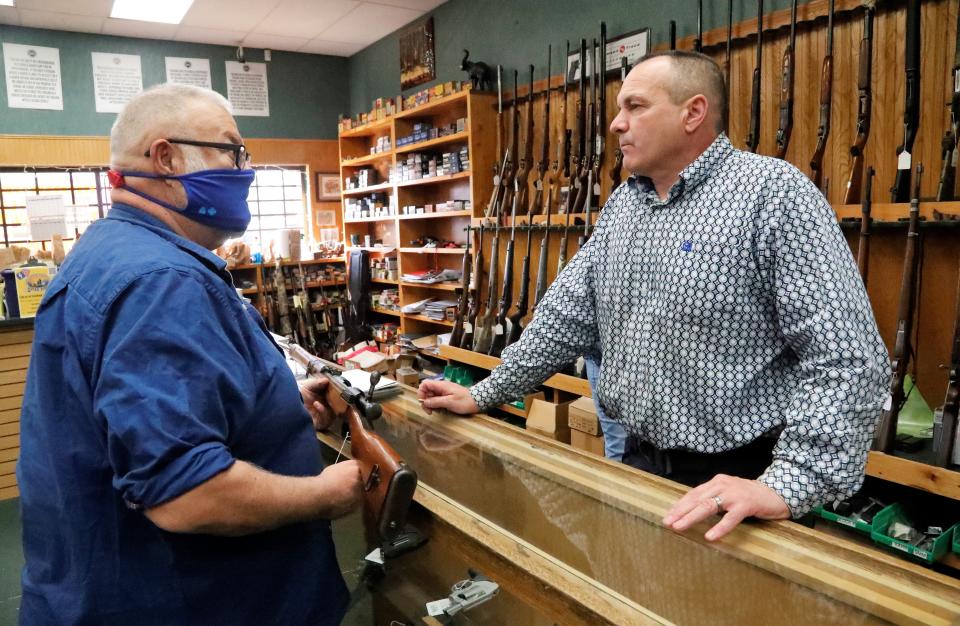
left=713, top=495, right=724, bottom=514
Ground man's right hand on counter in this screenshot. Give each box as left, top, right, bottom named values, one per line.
left=417, top=380, right=479, bottom=415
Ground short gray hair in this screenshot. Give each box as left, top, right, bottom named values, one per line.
left=110, top=83, right=232, bottom=167
left=636, top=50, right=727, bottom=133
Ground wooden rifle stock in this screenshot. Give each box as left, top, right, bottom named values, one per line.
left=450, top=225, right=472, bottom=348
left=610, top=57, right=628, bottom=190
left=933, top=263, right=960, bottom=467
left=774, top=0, right=797, bottom=160
left=745, top=0, right=764, bottom=153
left=532, top=45, right=552, bottom=215
left=857, top=167, right=874, bottom=285
left=287, top=345, right=417, bottom=542
left=507, top=220, right=533, bottom=347
left=463, top=224, right=484, bottom=349
left=809, top=0, right=834, bottom=190
left=515, top=65, right=535, bottom=213
left=533, top=194, right=553, bottom=309
left=843, top=3, right=874, bottom=205
left=472, top=222, right=500, bottom=354
left=874, top=164, right=923, bottom=452
left=485, top=66, right=506, bottom=219
left=571, top=40, right=588, bottom=213
left=489, top=183, right=518, bottom=357
left=891, top=0, right=921, bottom=203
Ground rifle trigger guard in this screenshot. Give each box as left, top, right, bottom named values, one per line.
left=364, top=464, right=381, bottom=492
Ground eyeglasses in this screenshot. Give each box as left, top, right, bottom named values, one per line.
left=144, top=138, right=252, bottom=169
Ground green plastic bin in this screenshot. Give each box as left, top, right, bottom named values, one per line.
left=870, top=503, right=958, bottom=564
left=814, top=501, right=893, bottom=536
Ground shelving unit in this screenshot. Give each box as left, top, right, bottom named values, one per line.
left=338, top=88, right=496, bottom=336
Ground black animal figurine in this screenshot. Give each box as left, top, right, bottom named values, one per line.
left=460, top=50, right=492, bottom=91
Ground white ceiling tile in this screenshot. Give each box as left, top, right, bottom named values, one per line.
left=0, top=6, right=20, bottom=25
left=318, top=2, right=420, bottom=43
left=173, top=25, right=247, bottom=46
left=17, top=9, right=104, bottom=34
left=14, top=0, right=112, bottom=17
left=240, top=32, right=309, bottom=52
left=365, top=0, right=445, bottom=11
left=299, top=38, right=365, bottom=56
left=255, top=0, right=359, bottom=39
left=102, top=18, right=179, bottom=40
left=180, top=0, right=281, bottom=32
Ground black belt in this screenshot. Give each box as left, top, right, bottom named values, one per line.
left=622, top=433, right=778, bottom=485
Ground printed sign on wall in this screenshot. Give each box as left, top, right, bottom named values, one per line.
left=3, top=43, right=63, bottom=110
left=91, top=52, right=143, bottom=113
left=165, top=57, right=212, bottom=89
left=225, top=61, right=269, bottom=117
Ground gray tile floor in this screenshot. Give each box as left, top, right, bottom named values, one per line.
left=0, top=498, right=372, bottom=625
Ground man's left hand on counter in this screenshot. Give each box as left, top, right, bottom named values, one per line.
left=663, top=474, right=790, bottom=541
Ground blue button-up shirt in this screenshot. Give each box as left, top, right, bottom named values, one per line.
left=471, top=135, right=889, bottom=515
left=18, top=205, right=348, bottom=625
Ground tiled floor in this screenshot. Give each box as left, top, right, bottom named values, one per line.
left=0, top=497, right=372, bottom=624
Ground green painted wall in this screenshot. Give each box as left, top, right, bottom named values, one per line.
left=348, top=0, right=804, bottom=116
left=0, top=25, right=350, bottom=139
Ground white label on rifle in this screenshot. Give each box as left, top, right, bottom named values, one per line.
left=493, top=175, right=501, bottom=186
left=494, top=323, right=503, bottom=335
left=364, top=548, right=384, bottom=565
left=463, top=321, right=472, bottom=333
left=882, top=394, right=892, bottom=411
left=426, top=598, right=453, bottom=617
left=594, top=182, right=601, bottom=195
left=955, top=72, right=960, bottom=92
left=897, top=151, right=911, bottom=171
left=535, top=180, right=543, bottom=190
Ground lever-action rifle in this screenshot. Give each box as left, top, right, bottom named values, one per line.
left=937, top=5, right=960, bottom=201
left=472, top=221, right=500, bottom=354
left=745, top=0, right=764, bottom=153
left=532, top=45, right=552, bottom=216
left=463, top=223, right=483, bottom=349
left=843, top=1, right=875, bottom=205
left=488, top=181, right=518, bottom=357
left=933, top=260, right=960, bottom=467
left=810, top=0, right=834, bottom=190
left=571, top=39, right=590, bottom=213
left=874, top=164, right=923, bottom=453
left=774, top=0, right=797, bottom=160
left=449, top=224, right=472, bottom=348
left=287, top=345, right=417, bottom=542
left=484, top=65, right=506, bottom=220
left=891, top=0, right=921, bottom=203
left=592, top=24, right=606, bottom=207
left=515, top=65, right=536, bottom=214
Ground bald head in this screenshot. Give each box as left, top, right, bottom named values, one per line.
left=110, top=84, right=233, bottom=168
left=632, top=51, right=727, bottom=133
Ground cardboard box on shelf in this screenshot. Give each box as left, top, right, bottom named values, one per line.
left=570, top=429, right=605, bottom=457
left=568, top=396, right=600, bottom=435
left=526, top=398, right=571, bottom=443
left=344, top=350, right=387, bottom=372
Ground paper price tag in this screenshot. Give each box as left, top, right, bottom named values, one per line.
left=463, top=322, right=472, bottom=333
left=426, top=598, right=453, bottom=617
left=882, top=394, right=893, bottom=411
left=594, top=182, right=601, bottom=195
left=897, top=151, right=911, bottom=171
left=493, top=324, right=503, bottom=335
left=364, top=548, right=384, bottom=565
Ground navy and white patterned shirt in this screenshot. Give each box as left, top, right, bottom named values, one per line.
left=471, top=134, right=889, bottom=516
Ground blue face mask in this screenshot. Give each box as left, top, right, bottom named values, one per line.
left=109, top=168, right=255, bottom=234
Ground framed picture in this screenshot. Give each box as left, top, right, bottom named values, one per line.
left=315, top=173, right=341, bottom=201
left=399, top=17, right=436, bottom=90
left=566, top=27, right=650, bottom=83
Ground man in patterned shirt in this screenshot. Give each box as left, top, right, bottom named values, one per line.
left=418, top=51, right=888, bottom=541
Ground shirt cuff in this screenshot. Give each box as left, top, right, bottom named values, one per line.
left=757, top=458, right=825, bottom=518
left=117, top=441, right=236, bottom=509
left=469, top=381, right=498, bottom=412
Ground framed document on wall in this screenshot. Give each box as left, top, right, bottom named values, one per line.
left=399, top=17, right=436, bottom=90
left=315, top=173, right=341, bottom=201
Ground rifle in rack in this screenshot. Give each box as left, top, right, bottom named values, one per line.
left=532, top=45, right=552, bottom=216
left=274, top=259, right=294, bottom=341
left=472, top=221, right=500, bottom=354
left=506, top=220, right=533, bottom=347
left=488, top=181, right=518, bottom=357
left=857, top=167, right=874, bottom=285
left=501, top=69, right=521, bottom=220
left=449, top=224, right=472, bottom=348
left=937, top=5, right=960, bottom=201
left=745, top=0, right=764, bottom=153
left=533, top=183, right=554, bottom=311
left=610, top=57, right=628, bottom=189
left=726, top=0, right=733, bottom=93
left=933, top=260, right=960, bottom=467
left=297, top=262, right=319, bottom=354
left=557, top=197, right=573, bottom=276
left=261, top=262, right=278, bottom=332
left=484, top=65, right=506, bottom=220
left=891, top=0, right=921, bottom=203
left=774, top=0, right=797, bottom=160
left=669, top=21, right=677, bottom=51
left=809, top=0, right=834, bottom=191
left=694, top=0, right=703, bottom=52
left=573, top=39, right=597, bottom=213
left=463, top=223, right=484, bottom=349
left=287, top=345, right=417, bottom=542
left=874, top=164, right=924, bottom=453
left=843, top=1, right=875, bottom=205
left=515, top=65, right=536, bottom=214
left=592, top=23, right=606, bottom=206
left=571, top=39, right=589, bottom=213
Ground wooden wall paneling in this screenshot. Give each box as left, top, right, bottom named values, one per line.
left=0, top=408, right=21, bottom=425
left=0, top=448, right=17, bottom=463
left=0, top=397, right=22, bottom=412
left=0, top=356, right=30, bottom=373
left=0, top=486, right=18, bottom=500
left=0, top=422, right=17, bottom=438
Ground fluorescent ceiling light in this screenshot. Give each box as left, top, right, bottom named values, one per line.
left=0, top=1, right=15, bottom=7
left=110, top=0, right=194, bottom=24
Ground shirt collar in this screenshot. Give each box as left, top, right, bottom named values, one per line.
left=106, top=203, right=229, bottom=275
left=628, top=134, right=734, bottom=203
